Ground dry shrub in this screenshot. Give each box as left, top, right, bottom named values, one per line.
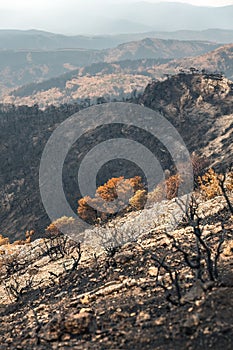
left=226, top=171, right=233, bottom=191
left=198, top=169, right=222, bottom=199
left=25, top=230, right=34, bottom=242
left=147, top=174, right=181, bottom=205
left=129, top=189, right=147, bottom=210
left=165, top=174, right=181, bottom=200
left=78, top=197, right=100, bottom=224
left=191, top=153, right=209, bottom=177
left=147, top=183, right=164, bottom=204
left=198, top=168, right=233, bottom=199
left=175, top=153, right=208, bottom=189
left=96, top=176, right=143, bottom=202
left=0, top=231, right=34, bottom=249
left=0, top=234, right=9, bottom=246
left=12, top=230, right=35, bottom=246
left=78, top=176, right=145, bottom=224
left=46, top=217, right=75, bottom=236
left=44, top=217, right=79, bottom=261
left=96, top=177, right=124, bottom=202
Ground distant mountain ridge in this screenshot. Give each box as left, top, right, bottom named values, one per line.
left=2, top=43, right=233, bottom=109
left=104, top=38, right=219, bottom=62
left=0, top=38, right=220, bottom=97
left=0, top=28, right=233, bottom=51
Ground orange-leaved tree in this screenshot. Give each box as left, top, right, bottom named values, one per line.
left=78, top=176, right=145, bottom=224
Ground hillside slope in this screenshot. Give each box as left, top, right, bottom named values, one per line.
left=0, top=193, right=233, bottom=349
left=150, top=44, right=233, bottom=82
left=2, top=73, right=152, bottom=108
left=0, top=74, right=232, bottom=241
left=140, top=73, right=233, bottom=168
left=0, top=39, right=220, bottom=96
left=3, top=44, right=233, bottom=109
left=104, top=38, right=219, bottom=62
left=0, top=58, right=169, bottom=108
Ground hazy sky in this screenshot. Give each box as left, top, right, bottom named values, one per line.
left=1, top=0, right=233, bottom=34
left=119, top=0, right=233, bottom=5
left=1, top=0, right=233, bottom=9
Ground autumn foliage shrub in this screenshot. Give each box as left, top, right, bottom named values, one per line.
left=12, top=230, right=35, bottom=246
left=0, top=231, right=34, bottom=250
left=129, top=189, right=147, bottom=210
left=96, top=176, right=143, bottom=201
left=147, top=174, right=181, bottom=204
left=78, top=174, right=185, bottom=225
left=174, top=153, right=208, bottom=189
left=226, top=171, right=233, bottom=192
left=0, top=234, right=9, bottom=247
left=198, top=168, right=233, bottom=199
left=77, top=197, right=98, bottom=224
left=78, top=176, right=145, bottom=224
left=46, top=217, right=75, bottom=237
left=165, top=174, right=182, bottom=200
left=198, top=169, right=222, bottom=199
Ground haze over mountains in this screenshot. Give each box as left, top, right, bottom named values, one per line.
left=111, top=2, right=233, bottom=33
left=1, top=2, right=233, bottom=34
left=2, top=43, right=233, bottom=109
left=0, top=38, right=220, bottom=98
left=0, top=2, right=233, bottom=101
left=1, top=29, right=233, bottom=51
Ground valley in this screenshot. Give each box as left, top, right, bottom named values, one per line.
left=0, top=2, right=233, bottom=349
left=0, top=38, right=221, bottom=98
left=0, top=73, right=232, bottom=241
